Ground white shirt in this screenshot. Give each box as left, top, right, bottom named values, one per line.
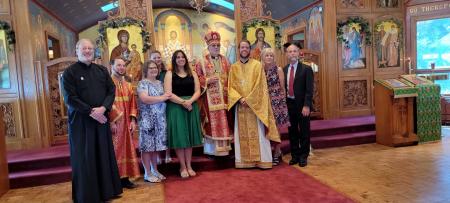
left=286, top=60, right=299, bottom=99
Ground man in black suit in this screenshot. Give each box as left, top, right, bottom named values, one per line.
left=284, top=43, right=314, bottom=167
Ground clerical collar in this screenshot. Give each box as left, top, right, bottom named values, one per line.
left=240, top=58, right=249, bottom=64
left=77, top=61, right=92, bottom=68
left=210, top=55, right=219, bottom=60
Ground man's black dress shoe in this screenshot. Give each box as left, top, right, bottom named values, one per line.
left=122, top=181, right=137, bottom=189
left=121, top=178, right=138, bottom=189
left=299, top=159, right=307, bottom=167
left=289, top=159, right=299, bottom=165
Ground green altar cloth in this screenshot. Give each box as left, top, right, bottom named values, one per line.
left=401, top=75, right=441, bottom=142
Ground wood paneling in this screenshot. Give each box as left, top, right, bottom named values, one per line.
left=339, top=76, right=372, bottom=117
left=322, top=0, right=338, bottom=118
left=332, top=0, right=406, bottom=118
left=0, top=0, right=9, bottom=14
left=0, top=108, right=9, bottom=197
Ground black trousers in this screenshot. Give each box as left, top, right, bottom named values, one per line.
left=286, top=98, right=311, bottom=161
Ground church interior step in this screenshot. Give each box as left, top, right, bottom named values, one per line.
left=7, top=115, right=376, bottom=188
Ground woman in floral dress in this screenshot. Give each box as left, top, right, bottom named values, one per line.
left=138, top=60, right=171, bottom=182
left=261, top=48, right=290, bottom=165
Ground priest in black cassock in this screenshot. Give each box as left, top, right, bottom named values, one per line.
left=62, top=39, right=123, bottom=203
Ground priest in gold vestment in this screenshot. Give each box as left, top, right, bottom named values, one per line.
left=228, top=40, right=280, bottom=169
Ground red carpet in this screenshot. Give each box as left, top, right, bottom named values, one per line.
left=164, top=164, right=354, bottom=203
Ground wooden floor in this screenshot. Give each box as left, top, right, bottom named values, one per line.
left=0, top=180, right=164, bottom=203
left=1, top=128, right=449, bottom=203
left=295, top=127, right=450, bottom=203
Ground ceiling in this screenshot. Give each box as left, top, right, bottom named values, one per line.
left=264, top=0, right=318, bottom=20
left=33, top=0, right=317, bottom=33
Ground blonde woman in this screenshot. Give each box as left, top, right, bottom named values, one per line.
left=261, top=48, right=290, bottom=165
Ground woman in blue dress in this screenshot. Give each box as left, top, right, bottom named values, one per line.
left=137, top=60, right=172, bottom=183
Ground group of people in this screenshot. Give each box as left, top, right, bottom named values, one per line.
left=62, top=30, right=314, bottom=202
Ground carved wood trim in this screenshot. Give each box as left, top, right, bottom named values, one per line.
left=337, top=0, right=371, bottom=13
left=239, top=0, right=260, bottom=22
left=339, top=77, right=373, bottom=117
left=42, top=57, right=77, bottom=145
left=0, top=103, right=15, bottom=137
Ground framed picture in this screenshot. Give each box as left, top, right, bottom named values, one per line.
left=0, top=30, right=10, bottom=89
left=374, top=18, right=402, bottom=70
left=106, top=25, right=144, bottom=84
left=246, top=26, right=276, bottom=60
left=341, top=23, right=367, bottom=70
left=374, top=0, right=401, bottom=11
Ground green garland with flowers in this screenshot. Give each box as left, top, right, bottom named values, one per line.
left=242, top=18, right=282, bottom=49
left=337, top=17, right=371, bottom=46
left=96, top=17, right=151, bottom=53
left=0, top=21, right=16, bottom=51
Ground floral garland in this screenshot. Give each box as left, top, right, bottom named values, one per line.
left=242, top=18, right=282, bottom=49
left=0, top=21, right=16, bottom=51
left=337, top=17, right=371, bottom=46
left=96, top=17, right=151, bottom=53
left=374, top=18, right=403, bottom=48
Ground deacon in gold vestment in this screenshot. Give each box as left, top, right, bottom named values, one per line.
left=228, top=40, right=280, bottom=169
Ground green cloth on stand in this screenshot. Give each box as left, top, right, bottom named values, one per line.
left=416, top=84, right=441, bottom=142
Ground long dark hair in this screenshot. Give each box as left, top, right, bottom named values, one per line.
left=171, top=50, right=192, bottom=76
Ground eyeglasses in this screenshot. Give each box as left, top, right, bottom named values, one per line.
left=210, top=44, right=221, bottom=48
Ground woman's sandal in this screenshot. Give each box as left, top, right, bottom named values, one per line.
left=148, top=175, right=161, bottom=183
left=153, top=171, right=166, bottom=180
left=180, top=170, right=189, bottom=178
left=144, top=175, right=161, bottom=183
left=187, top=169, right=196, bottom=177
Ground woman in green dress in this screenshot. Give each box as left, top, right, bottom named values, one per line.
left=164, top=50, right=203, bottom=178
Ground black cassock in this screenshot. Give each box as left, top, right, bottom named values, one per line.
left=62, top=61, right=123, bottom=203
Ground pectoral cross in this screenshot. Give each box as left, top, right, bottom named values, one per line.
left=240, top=79, right=246, bottom=87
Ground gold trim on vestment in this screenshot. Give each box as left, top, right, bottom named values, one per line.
left=238, top=105, right=261, bottom=162
left=235, top=161, right=273, bottom=169
left=111, top=112, right=123, bottom=123
left=114, top=96, right=129, bottom=102
left=203, top=134, right=234, bottom=140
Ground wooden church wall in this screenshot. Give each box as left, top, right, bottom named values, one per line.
left=336, top=0, right=405, bottom=117
left=0, top=0, right=77, bottom=150
left=277, top=0, right=405, bottom=118
left=318, top=0, right=406, bottom=118
left=0, top=0, right=42, bottom=150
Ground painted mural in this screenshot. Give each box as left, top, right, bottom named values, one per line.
left=281, top=4, right=323, bottom=52
left=29, top=1, right=76, bottom=61
left=307, top=6, right=323, bottom=51
left=153, top=9, right=236, bottom=66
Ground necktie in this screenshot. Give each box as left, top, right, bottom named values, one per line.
left=288, top=65, right=295, bottom=97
